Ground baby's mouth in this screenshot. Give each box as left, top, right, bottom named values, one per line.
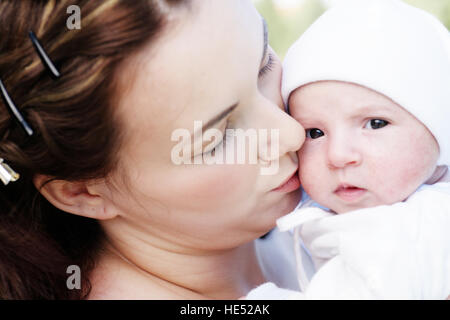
left=334, top=183, right=367, bottom=202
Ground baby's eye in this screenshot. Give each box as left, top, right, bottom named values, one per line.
left=364, top=119, right=389, bottom=130
left=306, top=128, right=324, bottom=139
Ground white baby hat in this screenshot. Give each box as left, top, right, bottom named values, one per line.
left=282, top=0, right=450, bottom=166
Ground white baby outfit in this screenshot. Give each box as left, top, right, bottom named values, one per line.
left=249, top=0, right=450, bottom=300
left=250, top=179, right=450, bottom=299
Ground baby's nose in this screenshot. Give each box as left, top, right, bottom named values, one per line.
left=327, top=136, right=362, bottom=169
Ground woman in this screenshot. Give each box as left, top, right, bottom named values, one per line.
left=0, top=0, right=304, bottom=299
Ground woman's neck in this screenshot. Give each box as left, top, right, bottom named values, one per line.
left=88, top=220, right=265, bottom=299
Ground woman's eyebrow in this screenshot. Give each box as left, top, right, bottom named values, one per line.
left=261, top=17, right=268, bottom=65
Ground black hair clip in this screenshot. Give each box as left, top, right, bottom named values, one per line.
left=0, top=78, right=34, bottom=137
left=29, top=30, right=60, bottom=79
left=0, top=78, right=29, bottom=185
left=0, top=31, right=62, bottom=185
left=0, top=31, right=60, bottom=136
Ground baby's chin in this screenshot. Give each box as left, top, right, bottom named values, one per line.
left=330, top=204, right=378, bottom=215
left=329, top=197, right=406, bottom=214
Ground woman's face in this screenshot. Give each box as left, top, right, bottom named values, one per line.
left=105, top=0, right=305, bottom=250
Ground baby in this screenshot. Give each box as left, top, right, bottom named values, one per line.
left=248, top=0, right=450, bottom=299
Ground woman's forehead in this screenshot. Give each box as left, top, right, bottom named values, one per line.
left=116, top=0, right=264, bottom=137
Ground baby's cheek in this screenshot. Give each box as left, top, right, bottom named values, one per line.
left=298, top=150, right=321, bottom=195
left=370, top=154, right=428, bottom=204
left=378, top=127, right=438, bottom=196
left=392, top=160, right=431, bottom=191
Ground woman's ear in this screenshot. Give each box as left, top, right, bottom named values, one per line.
left=33, top=175, right=119, bottom=220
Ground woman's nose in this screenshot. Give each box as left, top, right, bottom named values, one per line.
left=278, top=110, right=305, bottom=156
left=256, top=101, right=305, bottom=161
left=327, top=134, right=362, bottom=169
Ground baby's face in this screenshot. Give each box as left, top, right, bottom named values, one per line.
left=289, top=81, right=439, bottom=214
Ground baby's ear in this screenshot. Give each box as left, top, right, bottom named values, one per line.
left=33, top=174, right=119, bottom=220
left=425, top=165, right=449, bottom=184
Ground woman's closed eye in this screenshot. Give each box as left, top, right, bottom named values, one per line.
left=305, top=128, right=324, bottom=139
left=258, top=53, right=274, bottom=78
left=204, top=124, right=233, bottom=155
left=364, top=119, right=389, bottom=130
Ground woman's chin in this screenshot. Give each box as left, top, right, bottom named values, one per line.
left=273, top=188, right=302, bottom=216
left=255, top=188, right=302, bottom=232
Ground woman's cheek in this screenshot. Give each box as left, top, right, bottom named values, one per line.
left=175, top=165, right=255, bottom=202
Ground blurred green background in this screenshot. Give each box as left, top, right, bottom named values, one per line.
left=253, top=0, right=450, bottom=58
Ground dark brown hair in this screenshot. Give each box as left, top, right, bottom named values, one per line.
left=0, top=0, right=187, bottom=299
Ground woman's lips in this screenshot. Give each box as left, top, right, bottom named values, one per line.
left=334, top=184, right=367, bottom=202
left=272, top=171, right=300, bottom=193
